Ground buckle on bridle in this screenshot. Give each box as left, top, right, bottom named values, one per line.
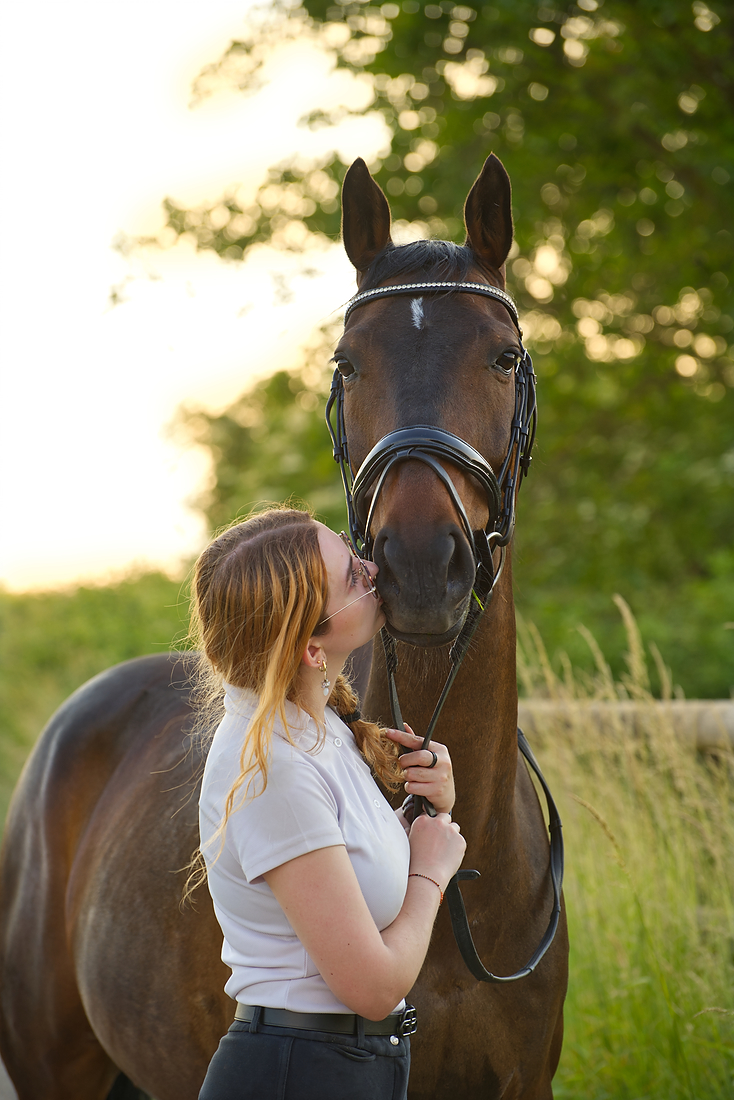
left=398, top=1004, right=418, bottom=1036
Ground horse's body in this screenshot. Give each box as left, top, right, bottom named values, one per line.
left=0, top=655, right=229, bottom=1099
left=0, top=155, right=567, bottom=1099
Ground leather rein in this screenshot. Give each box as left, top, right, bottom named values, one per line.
left=326, top=278, right=563, bottom=983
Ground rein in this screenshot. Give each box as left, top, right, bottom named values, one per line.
left=326, top=278, right=563, bottom=983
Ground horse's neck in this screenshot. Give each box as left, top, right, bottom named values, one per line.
left=365, top=563, right=518, bottom=842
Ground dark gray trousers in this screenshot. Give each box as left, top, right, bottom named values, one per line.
left=198, top=1009, right=410, bottom=1100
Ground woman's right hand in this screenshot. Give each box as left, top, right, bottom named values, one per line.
left=408, top=811, right=466, bottom=889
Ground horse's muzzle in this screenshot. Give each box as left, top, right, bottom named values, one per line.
left=374, top=525, right=475, bottom=644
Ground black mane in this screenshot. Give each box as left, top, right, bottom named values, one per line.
left=360, top=239, right=476, bottom=292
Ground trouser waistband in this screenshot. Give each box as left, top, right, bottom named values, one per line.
left=234, top=1003, right=417, bottom=1037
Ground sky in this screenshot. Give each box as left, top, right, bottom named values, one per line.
left=0, top=0, right=391, bottom=591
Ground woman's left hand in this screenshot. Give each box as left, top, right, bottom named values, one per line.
left=385, top=725, right=456, bottom=815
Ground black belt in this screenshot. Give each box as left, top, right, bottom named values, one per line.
left=234, top=1003, right=417, bottom=1037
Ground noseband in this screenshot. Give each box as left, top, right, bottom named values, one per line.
left=326, top=278, right=562, bottom=984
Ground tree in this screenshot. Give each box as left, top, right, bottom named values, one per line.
left=171, top=0, right=733, bottom=696
left=177, top=326, right=347, bottom=533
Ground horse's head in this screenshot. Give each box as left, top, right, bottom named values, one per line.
left=331, top=154, right=531, bottom=648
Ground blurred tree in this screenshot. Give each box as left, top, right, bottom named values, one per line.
left=169, top=0, right=733, bottom=695
left=177, top=327, right=347, bottom=533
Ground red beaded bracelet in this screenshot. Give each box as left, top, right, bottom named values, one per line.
left=408, top=872, right=444, bottom=904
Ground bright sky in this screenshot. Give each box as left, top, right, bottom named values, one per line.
left=0, top=0, right=390, bottom=591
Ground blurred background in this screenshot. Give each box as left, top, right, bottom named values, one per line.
left=2, top=0, right=731, bottom=733
left=2, top=0, right=733, bottom=771
left=0, top=3, right=733, bottom=1093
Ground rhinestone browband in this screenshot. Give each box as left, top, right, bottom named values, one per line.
left=343, top=281, right=520, bottom=328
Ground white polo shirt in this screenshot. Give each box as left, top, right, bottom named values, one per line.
left=199, top=684, right=410, bottom=1013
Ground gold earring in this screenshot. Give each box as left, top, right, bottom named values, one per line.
left=320, top=660, right=331, bottom=698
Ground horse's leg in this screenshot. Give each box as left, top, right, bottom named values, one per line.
left=0, top=863, right=121, bottom=1099
left=0, top=930, right=119, bottom=1100
left=0, top=738, right=121, bottom=1099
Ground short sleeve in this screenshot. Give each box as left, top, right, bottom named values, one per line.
left=227, top=749, right=345, bottom=883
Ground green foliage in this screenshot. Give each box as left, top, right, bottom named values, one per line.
left=161, top=0, right=733, bottom=696
left=0, top=573, right=187, bottom=821
left=182, top=358, right=734, bottom=697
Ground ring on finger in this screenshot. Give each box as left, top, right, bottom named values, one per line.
left=426, top=750, right=438, bottom=769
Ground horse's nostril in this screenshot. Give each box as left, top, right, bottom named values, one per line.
left=447, top=532, right=476, bottom=590
left=373, top=533, right=400, bottom=597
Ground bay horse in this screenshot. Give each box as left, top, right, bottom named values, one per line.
left=0, top=154, right=567, bottom=1099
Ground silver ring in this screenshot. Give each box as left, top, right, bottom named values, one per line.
left=426, top=750, right=438, bottom=769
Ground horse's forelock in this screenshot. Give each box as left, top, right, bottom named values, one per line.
left=360, top=239, right=475, bottom=292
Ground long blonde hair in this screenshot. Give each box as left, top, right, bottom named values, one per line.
left=190, top=506, right=402, bottom=873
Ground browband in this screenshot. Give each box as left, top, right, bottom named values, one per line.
left=344, top=281, right=520, bottom=329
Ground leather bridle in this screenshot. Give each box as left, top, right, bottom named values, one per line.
left=326, top=278, right=563, bottom=983
left=331, top=280, right=537, bottom=560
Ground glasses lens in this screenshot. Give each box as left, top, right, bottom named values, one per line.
left=339, top=531, right=377, bottom=597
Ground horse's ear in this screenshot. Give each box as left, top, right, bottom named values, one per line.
left=463, top=153, right=514, bottom=272
left=341, top=158, right=392, bottom=275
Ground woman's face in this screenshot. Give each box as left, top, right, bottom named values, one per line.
left=316, top=524, right=385, bottom=655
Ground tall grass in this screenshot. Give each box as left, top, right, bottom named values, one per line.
left=519, top=599, right=734, bottom=1099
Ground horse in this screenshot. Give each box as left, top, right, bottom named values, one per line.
left=0, top=153, right=568, bottom=1099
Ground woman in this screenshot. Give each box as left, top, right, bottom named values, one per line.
left=194, top=507, right=466, bottom=1100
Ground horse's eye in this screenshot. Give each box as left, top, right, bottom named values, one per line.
left=495, top=350, right=520, bottom=374
left=334, top=356, right=356, bottom=379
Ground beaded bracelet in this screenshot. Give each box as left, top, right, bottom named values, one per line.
left=408, top=873, right=444, bottom=905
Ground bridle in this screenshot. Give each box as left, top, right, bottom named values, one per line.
left=326, top=277, right=563, bottom=984
left=332, top=281, right=536, bottom=560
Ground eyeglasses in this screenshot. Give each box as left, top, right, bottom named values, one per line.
left=319, top=531, right=379, bottom=625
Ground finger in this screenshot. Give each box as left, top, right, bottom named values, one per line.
left=403, top=750, right=439, bottom=770
left=404, top=769, right=446, bottom=787
left=404, top=780, right=433, bottom=793
left=383, top=726, right=424, bottom=749
left=403, top=759, right=449, bottom=778
left=401, top=728, right=447, bottom=752
left=404, top=746, right=447, bottom=768
left=398, top=752, right=436, bottom=772
left=412, top=809, right=449, bottom=828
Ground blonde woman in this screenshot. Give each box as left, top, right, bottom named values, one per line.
left=195, top=508, right=465, bottom=1100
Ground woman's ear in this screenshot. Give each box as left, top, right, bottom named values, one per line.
left=302, top=640, right=326, bottom=668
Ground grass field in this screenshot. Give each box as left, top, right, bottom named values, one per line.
left=0, top=572, right=188, bottom=822
left=518, top=604, right=734, bottom=1098
left=0, top=579, right=732, bottom=1096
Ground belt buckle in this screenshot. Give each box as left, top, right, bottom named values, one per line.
left=398, top=1004, right=417, bottom=1037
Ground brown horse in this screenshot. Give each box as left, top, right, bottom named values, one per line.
left=0, top=154, right=567, bottom=1100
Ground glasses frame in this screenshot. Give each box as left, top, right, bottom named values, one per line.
left=319, top=531, right=379, bottom=625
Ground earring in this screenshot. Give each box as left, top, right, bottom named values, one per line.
left=320, top=660, right=331, bottom=698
